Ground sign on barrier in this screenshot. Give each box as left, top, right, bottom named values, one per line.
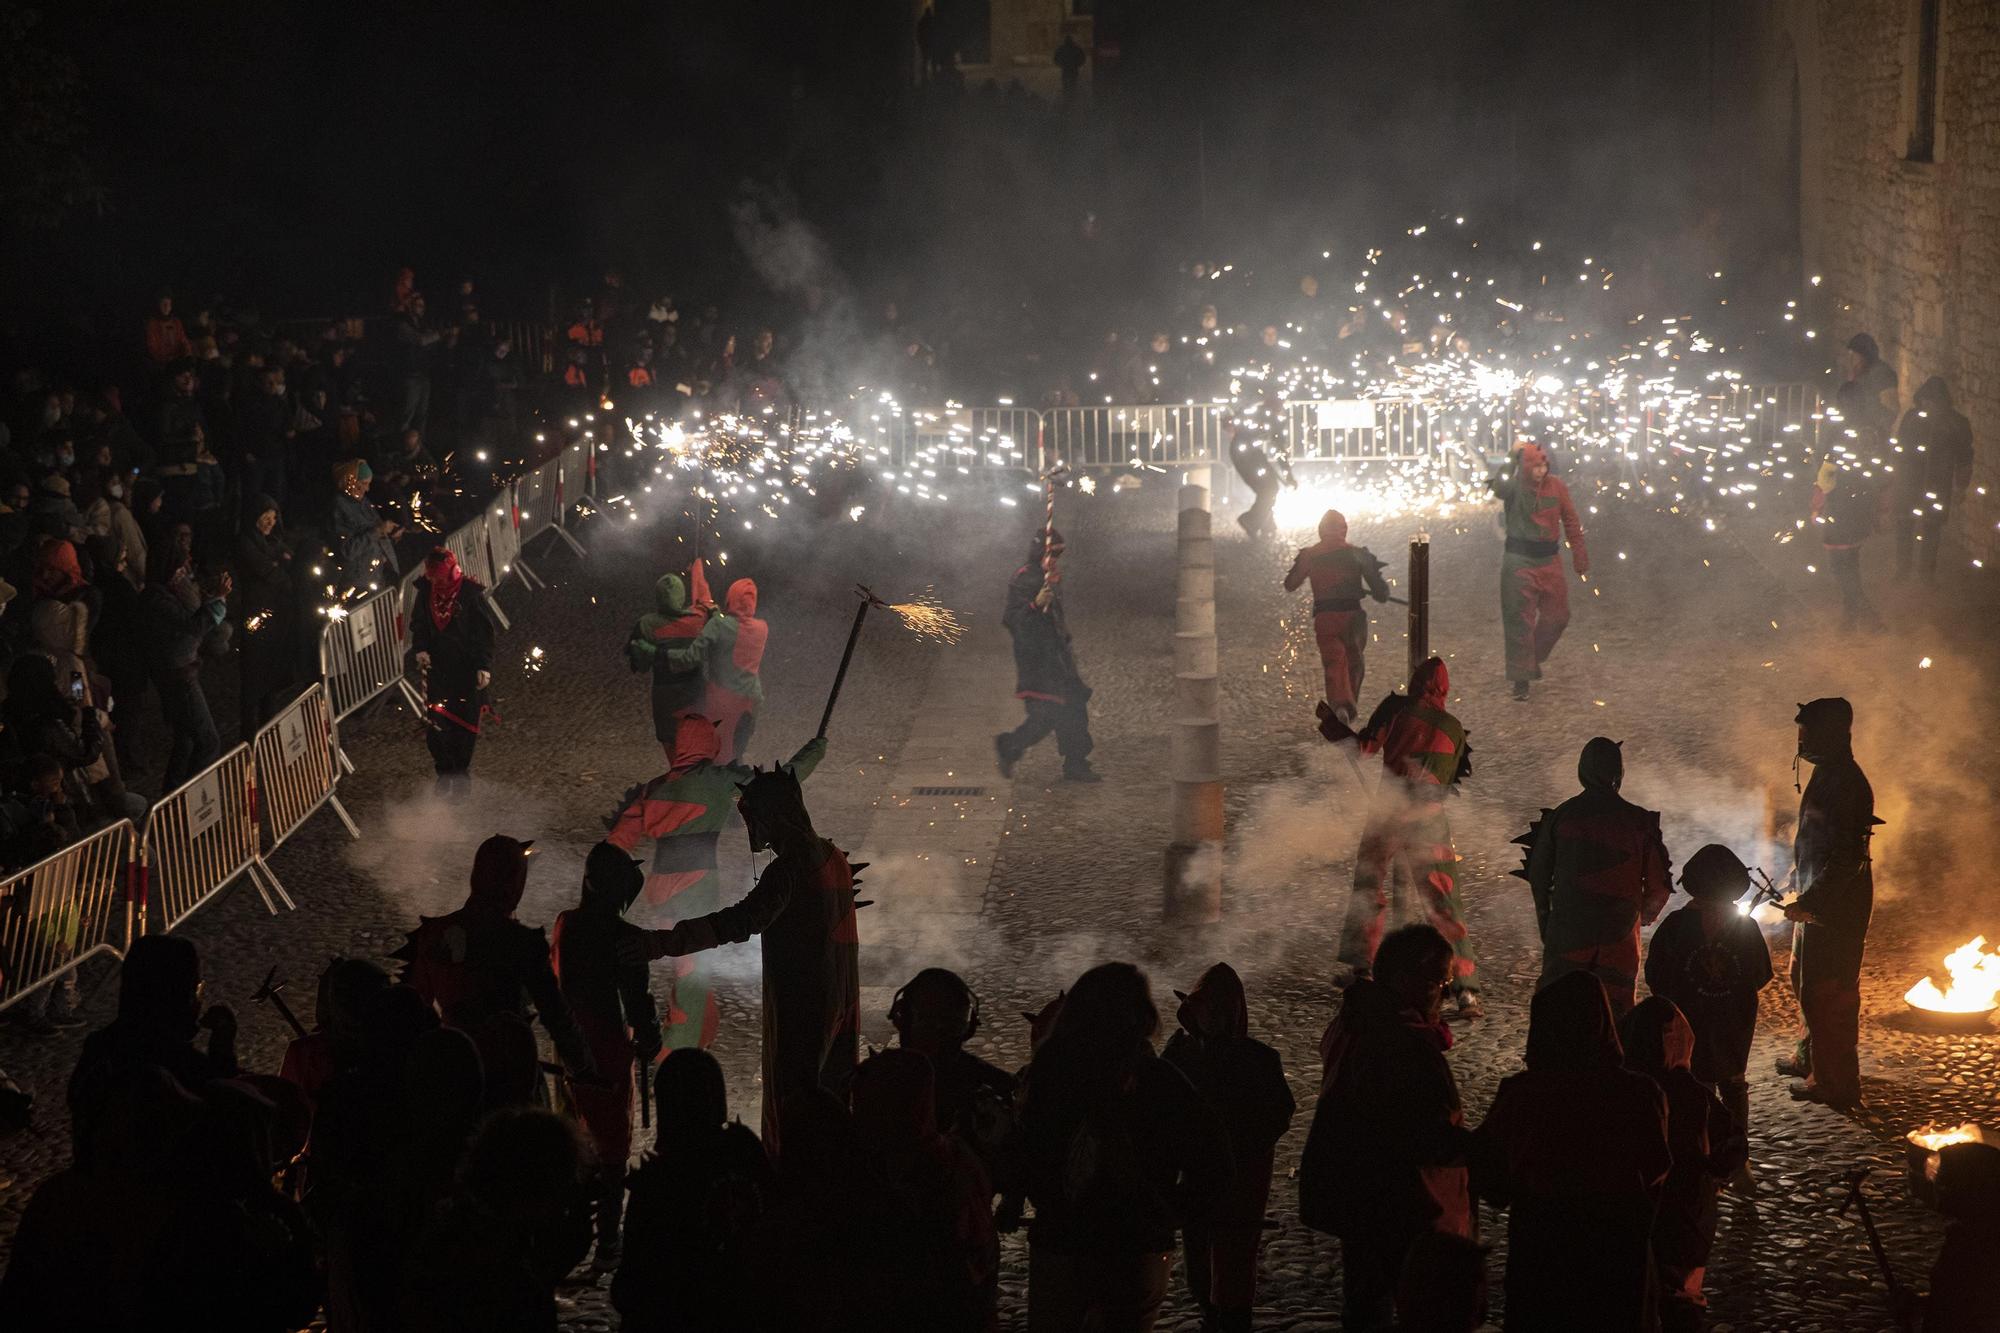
left=254, top=684, right=359, bottom=852
left=320, top=586, right=408, bottom=723
left=0, top=820, right=135, bottom=1014
left=145, top=745, right=289, bottom=933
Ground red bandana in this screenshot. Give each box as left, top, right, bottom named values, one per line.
left=426, top=548, right=465, bottom=630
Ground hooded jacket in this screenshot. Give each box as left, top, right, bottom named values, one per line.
left=1490, top=444, right=1589, bottom=572
left=1619, top=997, right=1745, bottom=1274
left=1283, top=509, right=1391, bottom=610
left=1360, top=657, right=1469, bottom=792
left=628, top=573, right=709, bottom=739
left=1160, top=964, right=1295, bottom=1229
left=1790, top=698, right=1877, bottom=977
left=666, top=577, right=767, bottom=704
left=1002, top=535, right=1087, bottom=704
left=1893, top=376, right=1975, bottom=503
left=1520, top=738, right=1671, bottom=991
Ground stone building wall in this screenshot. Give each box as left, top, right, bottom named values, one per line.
left=1758, top=0, right=2000, bottom=562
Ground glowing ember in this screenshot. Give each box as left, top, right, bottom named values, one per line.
left=1907, top=1123, right=1985, bottom=1152
left=887, top=588, right=965, bottom=645
left=1905, top=936, right=2000, bottom=1014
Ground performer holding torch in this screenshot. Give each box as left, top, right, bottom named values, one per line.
left=995, top=526, right=1100, bottom=783
left=412, top=547, right=494, bottom=797
left=1284, top=508, right=1392, bottom=726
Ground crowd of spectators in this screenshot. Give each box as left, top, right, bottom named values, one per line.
left=3, top=915, right=1993, bottom=1331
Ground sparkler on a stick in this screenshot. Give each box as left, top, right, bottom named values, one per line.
left=816, top=583, right=967, bottom=738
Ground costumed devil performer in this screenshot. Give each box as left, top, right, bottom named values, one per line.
left=1776, top=698, right=1878, bottom=1110
left=662, top=577, right=767, bottom=763
left=996, top=526, right=1100, bottom=782
left=1514, top=737, right=1671, bottom=1017
left=1488, top=441, right=1587, bottom=700
left=622, top=758, right=861, bottom=1164
left=551, top=842, right=662, bottom=1269
left=1332, top=656, right=1480, bottom=1019
left=626, top=563, right=711, bottom=759
left=412, top=547, right=495, bottom=796
left=1283, top=509, right=1391, bottom=725
left=394, top=834, right=598, bottom=1105
left=605, top=716, right=826, bottom=1050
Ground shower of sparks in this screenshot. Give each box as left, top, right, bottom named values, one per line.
left=886, top=588, right=966, bottom=645
left=524, top=645, right=547, bottom=674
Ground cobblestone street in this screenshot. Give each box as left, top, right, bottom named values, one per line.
left=3, top=467, right=1994, bottom=1331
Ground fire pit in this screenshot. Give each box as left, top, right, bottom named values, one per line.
left=1903, top=936, right=2000, bottom=1034
left=1905, top=1123, right=1987, bottom=1208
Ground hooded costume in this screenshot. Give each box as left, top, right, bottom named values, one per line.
left=1283, top=509, right=1390, bottom=720
left=1786, top=697, right=1878, bottom=1106
left=1643, top=844, right=1772, bottom=1135
left=997, top=528, right=1096, bottom=778
left=1473, top=972, right=1671, bottom=1333
left=633, top=763, right=861, bottom=1164
left=1620, top=997, right=1747, bottom=1333
left=1892, top=376, right=1976, bottom=581
left=1160, top=964, right=1295, bottom=1331
left=1515, top=737, right=1671, bottom=1016
left=605, top=719, right=826, bottom=1050
left=552, top=842, right=664, bottom=1264
left=627, top=567, right=710, bottom=755
left=410, top=547, right=495, bottom=790
left=1488, top=442, right=1588, bottom=685
left=1339, top=658, right=1479, bottom=994
left=664, top=577, right=766, bottom=763
left=1809, top=456, right=1882, bottom=625
left=392, top=835, right=596, bottom=1104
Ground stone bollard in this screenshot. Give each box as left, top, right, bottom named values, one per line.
left=1166, top=470, right=1223, bottom=923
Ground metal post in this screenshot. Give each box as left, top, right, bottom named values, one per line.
left=1407, top=534, right=1431, bottom=684
left=1166, top=471, right=1223, bottom=923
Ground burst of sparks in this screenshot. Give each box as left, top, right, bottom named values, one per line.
left=886, top=588, right=966, bottom=644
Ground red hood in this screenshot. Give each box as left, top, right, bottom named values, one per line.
left=726, top=578, right=758, bottom=617
left=1518, top=442, right=1549, bottom=471
left=33, top=539, right=85, bottom=599
left=1411, top=655, right=1449, bottom=706
left=1315, top=509, right=1348, bottom=547
left=669, top=713, right=720, bottom=771
left=1175, top=962, right=1249, bottom=1041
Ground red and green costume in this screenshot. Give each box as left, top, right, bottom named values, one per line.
left=605, top=720, right=825, bottom=1050
left=1513, top=737, right=1670, bottom=1017
left=1338, top=658, right=1478, bottom=991
left=1489, top=445, right=1588, bottom=682
left=665, top=577, right=767, bottom=763
left=626, top=565, right=712, bottom=758
left=1283, top=509, right=1390, bottom=721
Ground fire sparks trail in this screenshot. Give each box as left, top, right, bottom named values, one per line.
left=885, top=588, right=966, bottom=645
left=1905, top=936, right=2000, bottom=1014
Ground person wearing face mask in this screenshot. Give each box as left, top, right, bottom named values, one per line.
left=1488, top=440, right=1588, bottom=700
left=29, top=472, right=90, bottom=547
left=85, top=468, right=147, bottom=583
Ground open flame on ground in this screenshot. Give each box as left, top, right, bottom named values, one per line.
left=1907, top=1123, right=1986, bottom=1153
left=1904, top=936, right=2000, bottom=1014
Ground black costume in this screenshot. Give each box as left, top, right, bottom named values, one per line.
left=996, top=528, right=1096, bottom=780
left=236, top=496, right=299, bottom=736
left=1786, top=697, right=1878, bottom=1107
left=1893, top=376, right=1976, bottom=581
left=411, top=548, right=495, bottom=794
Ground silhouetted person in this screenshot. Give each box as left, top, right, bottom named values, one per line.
left=1909, top=1141, right=2000, bottom=1333
left=890, top=967, right=1017, bottom=1172
left=399, top=1108, right=595, bottom=1333
left=1054, top=35, right=1086, bottom=98
left=1621, top=996, right=1745, bottom=1333
left=1003, top=961, right=1230, bottom=1333
left=1777, top=697, right=1876, bottom=1109
left=613, top=1049, right=775, bottom=1333
left=1301, top=925, right=1472, bottom=1333
left=1892, top=375, right=1974, bottom=582
left=276, top=956, right=391, bottom=1109
left=412, top=546, right=495, bottom=797
left=1161, top=963, right=1294, bottom=1333
left=1643, top=844, right=1772, bottom=1145
left=236, top=494, right=301, bottom=734
left=996, top=527, right=1099, bottom=782
left=1393, top=1231, right=1490, bottom=1333
left=1473, top=972, right=1670, bottom=1332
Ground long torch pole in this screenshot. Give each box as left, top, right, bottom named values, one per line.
left=1407, top=533, right=1431, bottom=684
left=1039, top=421, right=1059, bottom=594
left=817, top=597, right=873, bottom=740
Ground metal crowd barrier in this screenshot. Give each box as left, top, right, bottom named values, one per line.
left=253, top=684, right=359, bottom=851
left=0, top=820, right=137, bottom=1015
left=319, top=585, right=412, bottom=728
left=142, top=746, right=289, bottom=934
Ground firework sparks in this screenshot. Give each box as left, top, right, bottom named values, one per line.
left=886, top=588, right=966, bottom=644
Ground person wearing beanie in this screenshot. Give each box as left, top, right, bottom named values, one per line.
left=329, top=457, right=400, bottom=588
left=1488, top=439, right=1588, bottom=700
left=1776, top=697, right=1878, bottom=1109
left=1517, top=737, right=1671, bottom=1017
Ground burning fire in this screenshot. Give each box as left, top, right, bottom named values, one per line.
left=1907, top=1123, right=1986, bottom=1153
left=1905, top=936, right=2000, bottom=1014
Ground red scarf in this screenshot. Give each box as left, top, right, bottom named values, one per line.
left=426, top=549, right=465, bottom=630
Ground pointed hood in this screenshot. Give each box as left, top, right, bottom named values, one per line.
left=1913, top=375, right=1952, bottom=411
left=726, top=578, right=759, bottom=617
left=1619, top=995, right=1695, bottom=1075
left=1517, top=442, right=1549, bottom=472
left=1578, top=737, right=1623, bottom=791
left=1174, top=962, right=1249, bottom=1041
left=1525, top=971, right=1622, bottom=1072
left=1795, top=697, right=1854, bottom=763
left=465, top=835, right=533, bottom=921
left=669, top=713, right=720, bottom=772
left=1411, top=655, right=1449, bottom=706
left=654, top=573, right=689, bottom=616
left=1316, top=509, right=1349, bottom=546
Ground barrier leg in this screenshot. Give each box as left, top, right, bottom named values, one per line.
left=487, top=598, right=512, bottom=632
left=551, top=525, right=588, bottom=558
left=514, top=556, right=546, bottom=590
left=328, top=793, right=361, bottom=841
left=337, top=746, right=357, bottom=776
left=249, top=859, right=298, bottom=913
left=396, top=678, right=427, bottom=717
